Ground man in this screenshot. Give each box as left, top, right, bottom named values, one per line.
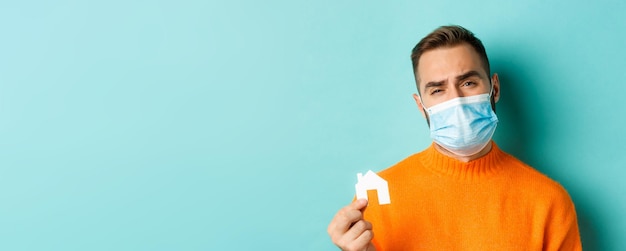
left=327, top=25, right=582, bottom=250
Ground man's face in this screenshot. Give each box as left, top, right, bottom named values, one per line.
left=413, top=43, right=500, bottom=113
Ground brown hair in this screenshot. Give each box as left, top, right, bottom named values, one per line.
left=411, top=25, right=490, bottom=93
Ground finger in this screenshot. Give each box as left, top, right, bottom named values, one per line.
left=330, top=200, right=366, bottom=227
left=352, top=229, right=374, bottom=250
left=327, top=200, right=369, bottom=240
left=337, top=221, right=374, bottom=251
left=350, top=199, right=368, bottom=211
left=328, top=209, right=361, bottom=239
left=342, top=220, right=372, bottom=242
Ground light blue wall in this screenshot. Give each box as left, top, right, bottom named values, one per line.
left=0, top=0, right=624, bottom=250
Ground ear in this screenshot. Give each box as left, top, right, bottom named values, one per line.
left=491, top=73, right=501, bottom=103
left=413, top=93, right=427, bottom=118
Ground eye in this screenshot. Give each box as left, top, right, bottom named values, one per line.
left=462, top=81, right=476, bottom=87
left=430, top=89, right=442, bottom=95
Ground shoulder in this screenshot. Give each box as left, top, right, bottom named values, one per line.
left=501, top=153, right=574, bottom=208
left=501, top=154, right=582, bottom=247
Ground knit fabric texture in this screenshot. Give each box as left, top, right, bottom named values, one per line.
left=364, top=142, right=582, bottom=251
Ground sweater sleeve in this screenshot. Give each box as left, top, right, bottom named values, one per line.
left=543, top=187, right=582, bottom=251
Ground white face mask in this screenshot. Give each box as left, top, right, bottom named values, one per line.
left=422, top=91, right=498, bottom=157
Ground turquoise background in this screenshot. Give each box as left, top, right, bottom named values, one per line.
left=0, top=0, right=624, bottom=250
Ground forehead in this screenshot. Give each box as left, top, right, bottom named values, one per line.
left=416, top=44, right=487, bottom=86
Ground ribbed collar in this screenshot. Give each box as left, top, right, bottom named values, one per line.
left=419, top=141, right=508, bottom=182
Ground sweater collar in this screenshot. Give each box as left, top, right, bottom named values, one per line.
left=420, top=141, right=508, bottom=181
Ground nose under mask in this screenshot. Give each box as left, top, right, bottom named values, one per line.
left=422, top=92, right=498, bottom=157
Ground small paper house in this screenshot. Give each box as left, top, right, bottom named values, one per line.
left=355, top=170, right=390, bottom=205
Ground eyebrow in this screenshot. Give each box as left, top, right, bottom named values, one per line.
left=456, top=70, right=482, bottom=81
left=424, top=80, right=444, bottom=90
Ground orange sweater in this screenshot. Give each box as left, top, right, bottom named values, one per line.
left=364, top=143, right=582, bottom=250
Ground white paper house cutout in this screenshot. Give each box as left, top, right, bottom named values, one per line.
left=355, top=170, right=390, bottom=205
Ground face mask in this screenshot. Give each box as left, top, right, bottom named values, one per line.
left=422, top=91, right=498, bottom=157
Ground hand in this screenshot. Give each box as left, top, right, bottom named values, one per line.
left=327, top=199, right=376, bottom=251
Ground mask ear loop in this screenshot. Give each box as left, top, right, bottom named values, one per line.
left=488, top=80, right=497, bottom=113
left=416, top=91, right=432, bottom=127
left=418, top=94, right=427, bottom=110
left=416, top=87, right=431, bottom=116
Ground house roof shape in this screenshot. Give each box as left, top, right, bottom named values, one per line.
left=355, top=170, right=390, bottom=205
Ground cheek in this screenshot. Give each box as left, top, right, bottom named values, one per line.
left=420, top=96, right=436, bottom=108
left=422, top=97, right=446, bottom=109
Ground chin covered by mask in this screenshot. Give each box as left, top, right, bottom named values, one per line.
left=423, top=92, right=498, bottom=157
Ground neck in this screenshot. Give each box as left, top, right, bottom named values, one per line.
left=433, top=141, right=493, bottom=163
